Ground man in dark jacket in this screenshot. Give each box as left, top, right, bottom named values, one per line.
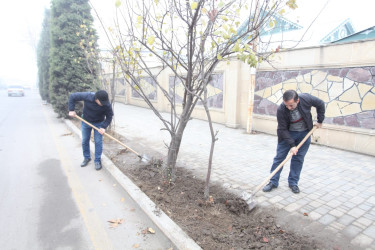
left=68, top=90, right=113, bottom=170
left=263, top=90, right=325, bottom=193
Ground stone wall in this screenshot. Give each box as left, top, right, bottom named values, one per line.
left=109, top=39, right=375, bottom=156
left=169, top=74, right=224, bottom=109
left=253, top=39, right=375, bottom=156
left=254, top=67, right=375, bottom=130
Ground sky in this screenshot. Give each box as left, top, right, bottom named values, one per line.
left=0, top=0, right=374, bottom=87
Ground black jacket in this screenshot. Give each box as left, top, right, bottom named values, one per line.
left=68, top=92, right=113, bottom=129
left=277, top=93, right=325, bottom=147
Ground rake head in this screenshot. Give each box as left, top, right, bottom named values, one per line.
left=138, top=154, right=151, bottom=163
left=241, top=191, right=258, bottom=211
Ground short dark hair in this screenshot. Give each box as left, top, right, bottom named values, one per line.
left=95, top=90, right=110, bottom=105
left=283, top=90, right=298, bottom=102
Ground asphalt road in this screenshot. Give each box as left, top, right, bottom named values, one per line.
left=0, top=89, right=172, bottom=250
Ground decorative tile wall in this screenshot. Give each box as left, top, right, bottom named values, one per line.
left=115, top=78, right=126, bottom=96
left=169, top=73, right=224, bottom=109
left=254, top=67, right=375, bottom=129
left=131, top=77, right=157, bottom=100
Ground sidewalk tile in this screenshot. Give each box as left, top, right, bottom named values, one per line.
left=351, top=234, right=373, bottom=248
left=309, top=200, right=323, bottom=208
left=347, top=207, right=367, bottom=218
left=339, top=214, right=356, bottom=226
left=269, top=195, right=283, bottom=203
left=329, top=209, right=345, bottom=217
left=328, top=221, right=345, bottom=231
left=320, top=194, right=336, bottom=202
left=308, top=211, right=322, bottom=220
left=367, top=196, right=375, bottom=205
left=363, top=213, right=375, bottom=221
left=358, top=203, right=373, bottom=212
left=314, top=205, right=331, bottom=215
left=357, top=217, right=373, bottom=227
left=326, top=199, right=343, bottom=208
left=363, top=225, right=375, bottom=238
left=285, top=203, right=302, bottom=212
left=299, top=205, right=315, bottom=214
left=343, top=225, right=362, bottom=238
left=319, top=214, right=336, bottom=225
left=113, top=103, right=375, bottom=247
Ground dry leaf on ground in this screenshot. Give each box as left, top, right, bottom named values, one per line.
left=108, top=218, right=124, bottom=228
left=141, top=227, right=156, bottom=234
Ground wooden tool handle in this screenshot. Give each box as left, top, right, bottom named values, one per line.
left=74, top=115, right=140, bottom=156
left=252, top=126, right=318, bottom=195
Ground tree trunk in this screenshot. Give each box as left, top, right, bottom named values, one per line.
left=204, top=135, right=216, bottom=200
left=107, top=59, right=116, bottom=132
left=162, top=101, right=191, bottom=183
left=202, top=90, right=218, bottom=200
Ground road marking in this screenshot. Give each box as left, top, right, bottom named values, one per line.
left=42, top=106, right=114, bottom=250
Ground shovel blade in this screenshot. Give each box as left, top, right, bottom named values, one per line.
left=247, top=198, right=258, bottom=211
left=138, top=154, right=150, bottom=163
left=241, top=191, right=257, bottom=211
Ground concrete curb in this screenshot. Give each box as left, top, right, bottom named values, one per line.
left=65, top=120, right=202, bottom=250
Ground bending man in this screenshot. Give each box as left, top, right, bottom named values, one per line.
left=68, top=90, right=113, bottom=170
left=263, top=90, right=325, bottom=194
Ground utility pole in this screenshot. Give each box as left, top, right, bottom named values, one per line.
left=246, top=6, right=260, bottom=134
left=246, top=64, right=257, bottom=133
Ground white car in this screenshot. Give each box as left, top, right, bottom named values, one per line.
left=7, top=85, right=25, bottom=97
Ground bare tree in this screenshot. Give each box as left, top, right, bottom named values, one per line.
left=90, top=0, right=298, bottom=195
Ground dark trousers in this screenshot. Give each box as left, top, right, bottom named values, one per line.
left=269, top=130, right=311, bottom=187
left=81, top=121, right=103, bottom=163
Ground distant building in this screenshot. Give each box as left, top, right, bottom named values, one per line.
left=332, top=26, right=375, bottom=44
left=243, top=9, right=361, bottom=50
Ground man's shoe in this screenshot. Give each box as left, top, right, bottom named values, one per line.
left=262, top=182, right=277, bottom=192
left=95, top=161, right=102, bottom=171
left=289, top=185, right=300, bottom=194
left=81, top=158, right=91, bottom=167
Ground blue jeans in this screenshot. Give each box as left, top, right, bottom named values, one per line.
left=269, top=130, right=311, bottom=187
left=81, top=121, right=103, bottom=163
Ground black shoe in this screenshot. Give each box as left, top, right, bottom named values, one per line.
left=95, top=161, right=102, bottom=171
left=81, top=158, right=91, bottom=167
left=289, top=185, right=300, bottom=194
left=263, top=182, right=277, bottom=192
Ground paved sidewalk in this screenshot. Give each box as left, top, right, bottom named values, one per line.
left=113, top=102, right=375, bottom=249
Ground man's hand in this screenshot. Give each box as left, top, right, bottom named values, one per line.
left=98, top=128, right=105, bottom=135
left=290, top=146, right=298, bottom=155
left=69, top=111, right=77, bottom=117
left=315, top=123, right=323, bottom=128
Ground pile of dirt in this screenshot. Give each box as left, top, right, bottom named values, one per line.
left=68, top=119, right=350, bottom=249
left=100, top=132, right=350, bottom=250
left=123, top=164, right=323, bottom=249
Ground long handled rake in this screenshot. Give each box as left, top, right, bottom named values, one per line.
left=243, top=126, right=318, bottom=211
left=75, top=115, right=150, bottom=163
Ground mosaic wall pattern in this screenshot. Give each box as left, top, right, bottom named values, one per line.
left=115, top=78, right=126, bottom=96
left=132, top=77, right=157, bottom=100
left=101, top=77, right=126, bottom=96
left=169, top=73, right=224, bottom=109
left=254, top=67, right=375, bottom=129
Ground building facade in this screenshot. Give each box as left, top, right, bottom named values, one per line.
left=109, top=39, right=375, bottom=156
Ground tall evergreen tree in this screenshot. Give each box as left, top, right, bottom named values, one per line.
left=37, top=8, right=51, bottom=102
left=49, top=0, right=100, bottom=117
